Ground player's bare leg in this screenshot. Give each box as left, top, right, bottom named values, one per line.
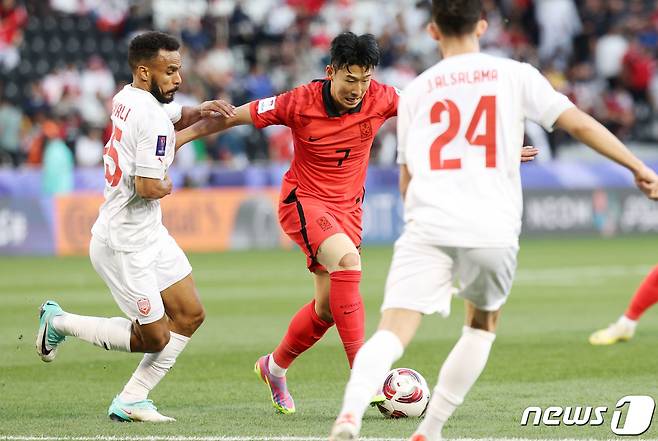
left=331, top=308, right=421, bottom=440
left=412, top=303, right=499, bottom=441
left=110, top=273, right=205, bottom=422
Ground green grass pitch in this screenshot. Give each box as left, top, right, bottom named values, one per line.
left=1, top=237, right=657, bottom=439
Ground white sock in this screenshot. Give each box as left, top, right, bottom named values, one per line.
left=269, top=353, right=287, bottom=377
left=416, top=326, right=496, bottom=441
left=619, top=315, right=637, bottom=329
left=119, top=332, right=190, bottom=403
left=52, top=313, right=131, bottom=352
left=339, top=330, right=404, bottom=426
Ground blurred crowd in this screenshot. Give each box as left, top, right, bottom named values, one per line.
left=0, top=0, right=657, bottom=175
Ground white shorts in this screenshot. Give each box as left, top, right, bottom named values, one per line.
left=89, top=230, right=192, bottom=325
left=381, top=232, right=518, bottom=316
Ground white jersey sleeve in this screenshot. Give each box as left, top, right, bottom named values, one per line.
left=396, top=91, right=412, bottom=165
left=135, top=111, right=172, bottom=180
left=163, top=102, right=182, bottom=124
left=520, top=63, right=574, bottom=131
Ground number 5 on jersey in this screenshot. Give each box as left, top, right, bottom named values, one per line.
left=104, top=126, right=123, bottom=187
left=429, top=95, right=496, bottom=170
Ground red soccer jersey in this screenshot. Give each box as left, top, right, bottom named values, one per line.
left=249, top=79, right=399, bottom=210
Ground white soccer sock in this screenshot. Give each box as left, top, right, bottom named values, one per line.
left=119, top=332, right=190, bottom=403
left=269, top=353, right=287, bottom=377
left=415, top=326, right=496, bottom=441
left=52, top=313, right=131, bottom=352
left=619, top=315, right=638, bottom=330
left=339, top=330, right=404, bottom=426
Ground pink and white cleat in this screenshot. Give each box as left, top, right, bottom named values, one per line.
left=254, top=354, right=296, bottom=414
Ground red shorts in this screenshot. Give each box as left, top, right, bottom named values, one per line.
left=279, top=191, right=362, bottom=272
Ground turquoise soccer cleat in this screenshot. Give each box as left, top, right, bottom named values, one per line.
left=35, top=300, right=66, bottom=362
left=108, top=396, right=176, bottom=422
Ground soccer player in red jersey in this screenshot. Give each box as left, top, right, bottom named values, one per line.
left=590, top=265, right=658, bottom=345
left=180, top=32, right=395, bottom=414
left=178, top=31, right=539, bottom=415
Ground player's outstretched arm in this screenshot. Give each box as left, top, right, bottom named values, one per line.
left=555, top=107, right=658, bottom=200
left=135, top=175, right=172, bottom=200
left=175, top=103, right=253, bottom=150
left=174, top=99, right=237, bottom=131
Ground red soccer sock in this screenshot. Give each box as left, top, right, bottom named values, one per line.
left=625, top=265, right=658, bottom=321
left=272, top=300, right=333, bottom=369
left=329, top=270, right=364, bottom=368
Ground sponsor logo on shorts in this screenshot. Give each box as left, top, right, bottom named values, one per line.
left=137, top=297, right=151, bottom=316
left=520, top=395, right=655, bottom=435
left=317, top=216, right=332, bottom=231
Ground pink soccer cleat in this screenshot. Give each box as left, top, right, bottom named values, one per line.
left=254, top=354, right=296, bottom=414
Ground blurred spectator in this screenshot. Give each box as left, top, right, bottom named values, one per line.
left=41, top=121, right=74, bottom=194
left=594, top=24, right=629, bottom=82
left=597, top=82, right=636, bottom=140
left=621, top=39, right=655, bottom=105
left=80, top=56, right=115, bottom=101
left=1, top=0, right=658, bottom=171
left=534, top=0, right=581, bottom=69
left=198, top=39, right=236, bottom=90
left=152, top=0, right=207, bottom=30
left=243, top=63, right=275, bottom=101
left=0, top=93, right=22, bottom=166
left=74, top=125, right=104, bottom=167
left=0, top=0, right=27, bottom=71
left=181, top=16, right=211, bottom=54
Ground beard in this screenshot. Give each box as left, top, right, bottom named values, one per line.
left=150, top=80, right=177, bottom=104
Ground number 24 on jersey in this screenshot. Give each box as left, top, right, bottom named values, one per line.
left=429, top=95, right=496, bottom=170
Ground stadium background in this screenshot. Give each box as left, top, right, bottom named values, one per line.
left=1, top=0, right=658, bottom=440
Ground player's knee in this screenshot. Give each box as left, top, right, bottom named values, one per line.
left=189, top=307, right=206, bottom=332
left=338, top=252, right=360, bottom=269
left=178, top=307, right=206, bottom=335
left=144, top=331, right=170, bottom=353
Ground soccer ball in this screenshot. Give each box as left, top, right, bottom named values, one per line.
left=376, top=367, right=430, bottom=418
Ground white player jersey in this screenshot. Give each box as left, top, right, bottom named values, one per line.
left=91, top=85, right=182, bottom=252
left=397, top=52, right=574, bottom=247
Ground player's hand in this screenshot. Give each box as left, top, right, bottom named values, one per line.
left=197, top=99, right=237, bottom=119
left=520, top=145, right=539, bottom=162
left=162, top=174, right=173, bottom=197
left=633, top=164, right=658, bottom=200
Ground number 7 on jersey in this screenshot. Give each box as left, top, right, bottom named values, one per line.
left=429, top=95, right=497, bottom=170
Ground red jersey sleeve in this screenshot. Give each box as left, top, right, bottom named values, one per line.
left=370, top=80, right=399, bottom=119
left=249, top=88, right=299, bottom=129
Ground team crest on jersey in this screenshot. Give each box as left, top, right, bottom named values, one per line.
left=258, top=96, right=276, bottom=114
left=155, top=135, right=167, bottom=156
left=137, top=297, right=151, bottom=316
left=359, top=121, right=372, bottom=140
left=317, top=216, right=333, bottom=231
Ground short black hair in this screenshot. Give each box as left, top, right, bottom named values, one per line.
left=330, top=32, right=380, bottom=71
left=128, top=31, right=180, bottom=70
left=431, top=0, right=483, bottom=36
